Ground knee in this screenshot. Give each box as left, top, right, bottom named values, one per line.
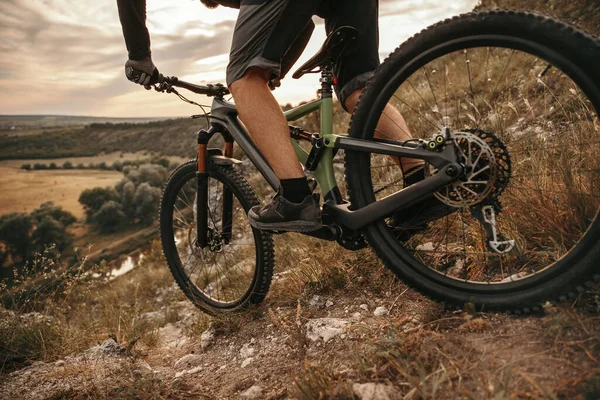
left=229, top=67, right=271, bottom=96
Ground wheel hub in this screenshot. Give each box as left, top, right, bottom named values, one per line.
left=433, top=131, right=498, bottom=207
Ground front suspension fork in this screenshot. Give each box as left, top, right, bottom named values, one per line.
left=222, top=141, right=234, bottom=242
left=196, top=129, right=210, bottom=248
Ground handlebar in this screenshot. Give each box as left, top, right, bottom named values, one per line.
left=156, top=76, right=230, bottom=97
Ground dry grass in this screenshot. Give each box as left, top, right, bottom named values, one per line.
left=0, top=240, right=179, bottom=373
left=0, top=166, right=123, bottom=218
left=369, top=43, right=600, bottom=283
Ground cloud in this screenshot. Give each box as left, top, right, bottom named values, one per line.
left=0, top=0, right=478, bottom=116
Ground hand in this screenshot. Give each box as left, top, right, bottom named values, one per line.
left=124, top=57, right=162, bottom=88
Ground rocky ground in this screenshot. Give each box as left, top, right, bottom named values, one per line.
left=2, top=253, right=599, bottom=400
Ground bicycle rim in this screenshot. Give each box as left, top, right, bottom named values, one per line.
left=163, top=163, right=265, bottom=309
left=350, top=16, right=600, bottom=292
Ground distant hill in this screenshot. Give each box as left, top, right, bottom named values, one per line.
left=0, top=118, right=208, bottom=160
left=0, top=115, right=172, bottom=132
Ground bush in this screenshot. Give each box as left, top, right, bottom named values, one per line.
left=31, top=202, right=77, bottom=228
left=92, top=201, right=126, bottom=233
left=0, top=213, right=33, bottom=264
left=62, top=161, right=73, bottom=169
left=20, top=164, right=31, bottom=171
left=48, top=163, right=57, bottom=170
left=33, top=163, right=47, bottom=170
left=134, top=183, right=161, bottom=225
left=111, top=160, right=123, bottom=172
left=76, top=163, right=85, bottom=169
left=79, top=187, right=117, bottom=220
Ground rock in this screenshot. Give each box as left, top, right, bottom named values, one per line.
left=308, top=295, right=325, bottom=308
left=139, top=310, right=163, bottom=323
left=159, top=323, right=190, bottom=348
left=240, top=343, right=255, bottom=358
left=175, top=366, right=202, bottom=378
left=241, top=385, right=263, bottom=399
left=86, top=338, right=126, bottom=357
left=325, top=300, right=334, bottom=308
left=415, top=242, right=434, bottom=252
left=305, top=318, right=349, bottom=343
left=54, top=360, right=66, bottom=367
left=359, top=304, right=368, bottom=311
left=241, top=357, right=254, bottom=368
left=373, top=306, right=388, bottom=317
left=352, top=312, right=362, bottom=320
left=174, top=354, right=203, bottom=370
left=201, top=323, right=216, bottom=350
left=352, top=383, right=401, bottom=400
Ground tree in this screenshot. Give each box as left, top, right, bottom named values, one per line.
left=92, top=201, right=126, bottom=233
left=20, top=164, right=31, bottom=171
left=124, top=164, right=168, bottom=188
left=134, top=183, right=161, bottom=225
left=30, top=216, right=71, bottom=256
left=119, top=179, right=137, bottom=220
left=0, top=213, right=33, bottom=263
left=78, top=187, right=117, bottom=220
left=31, top=202, right=77, bottom=227
left=62, top=161, right=73, bottom=169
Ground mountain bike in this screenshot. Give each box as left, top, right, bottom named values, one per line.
left=146, top=11, right=600, bottom=315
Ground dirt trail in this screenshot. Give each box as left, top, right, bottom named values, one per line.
left=2, top=274, right=598, bottom=399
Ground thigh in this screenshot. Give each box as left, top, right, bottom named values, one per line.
left=226, top=0, right=322, bottom=86
left=324, top=0, right=380, bottom=106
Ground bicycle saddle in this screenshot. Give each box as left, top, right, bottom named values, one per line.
left=292, top=26, right=358, bottom=79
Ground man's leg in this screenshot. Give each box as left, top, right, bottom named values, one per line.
left=230, top=67, right=304, bottom=180
left=225, top=0, right=323, bottom=231
left=344, top=89, right=424, bottom=173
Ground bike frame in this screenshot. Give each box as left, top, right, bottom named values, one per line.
left=200, top=85, right=463, bottom=239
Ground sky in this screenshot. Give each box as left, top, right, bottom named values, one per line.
left=0, top=0, right=478, bottom=118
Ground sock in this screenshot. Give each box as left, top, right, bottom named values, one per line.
left=280, top=177, right=311, bottom=203
left=403, top=165, right=426, bottom=187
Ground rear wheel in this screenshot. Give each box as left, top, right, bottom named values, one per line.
left=160, top=160, right=274, bottom=315
left=346, top=11, right=600, bottom=311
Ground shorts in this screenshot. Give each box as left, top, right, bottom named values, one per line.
left=226, top=0, right=380, bottom=108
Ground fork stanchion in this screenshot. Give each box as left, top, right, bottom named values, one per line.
left=196, top=129, right=212, bottom=248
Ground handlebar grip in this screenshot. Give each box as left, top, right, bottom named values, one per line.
left=125, top=65, right=163, bottom=85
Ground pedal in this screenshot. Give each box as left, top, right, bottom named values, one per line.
left=471, top=205, right=515, bottom=254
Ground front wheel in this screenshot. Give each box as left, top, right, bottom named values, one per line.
left=345, top=11, right=600, bottom=312
left=160, top=160, right=274, bottom=315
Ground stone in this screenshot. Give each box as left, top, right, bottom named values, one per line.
left=352, top=383, right=401, bottom=400
left=241, top=357, right=254, bottom=368
left=308, top=295, right=325, bottom=308
left=305, top=318, right=349, bottom=343
left=325, top=300, right=334, bottom=308
left=241, top=385, right=263, bottom=399
left=54, top=360, right=66, bottom=367
left=373, top=306, right=388, bottom=317
left=86, top=338, right=126, bottom=357
left=359, top=304, right=368, bottom=311
left=174, top=354, right=203, bottom=370
left=240, top=343, right=255, bottom=358
left=201, top=323, right=216, bottom=349
left=175, top=366, right=202, bottom=378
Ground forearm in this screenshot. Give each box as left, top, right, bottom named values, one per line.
left=117, top=0, right=151, bottom=60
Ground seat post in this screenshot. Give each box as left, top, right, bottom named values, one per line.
left=319, top=64, right=334, bottom=100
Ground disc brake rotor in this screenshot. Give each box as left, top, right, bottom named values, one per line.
left=432, top=131, right=498, bottom=207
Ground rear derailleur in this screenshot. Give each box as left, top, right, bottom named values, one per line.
left=470, top=201, right=515, bottom=254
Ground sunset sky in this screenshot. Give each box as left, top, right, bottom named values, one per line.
left=0, top=0, right=478, bottom=118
